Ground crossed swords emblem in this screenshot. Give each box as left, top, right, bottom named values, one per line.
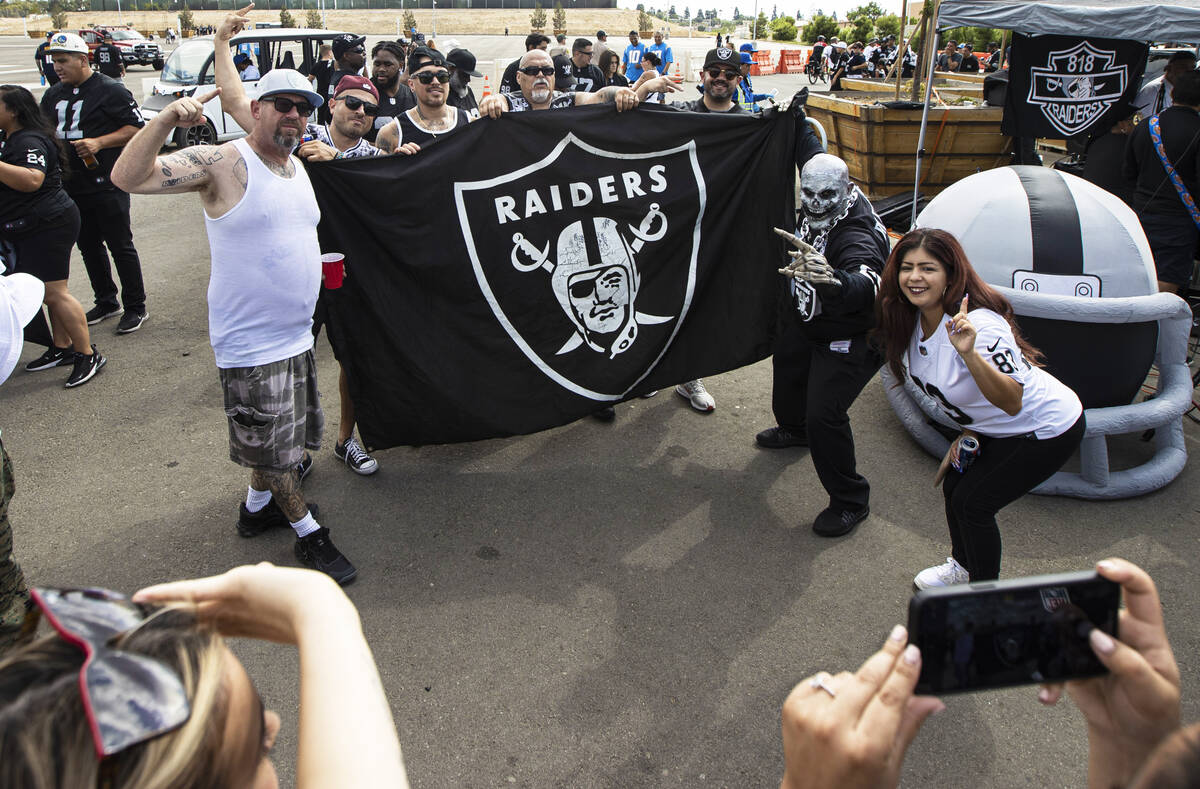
left=508, top=203, right=673, bottom=359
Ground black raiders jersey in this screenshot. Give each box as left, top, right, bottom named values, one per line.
left=504, top=91, right=576, bottom=112
left=40, top=71, right=144, bottom=194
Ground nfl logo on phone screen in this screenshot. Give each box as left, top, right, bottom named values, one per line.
left=454, top=134, right=705, bottom=400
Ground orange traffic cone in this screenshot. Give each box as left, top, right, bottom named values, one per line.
left=481, top=75, right=492, bottom=99
left=671, top=61, right=682, bottom=84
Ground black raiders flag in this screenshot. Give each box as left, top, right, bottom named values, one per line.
left=307, top=104, right=795, bottom=448
left=1002, top=33, right=1148, bottom=139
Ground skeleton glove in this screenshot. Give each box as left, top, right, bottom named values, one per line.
left=773, top=227, right=842, bottom=291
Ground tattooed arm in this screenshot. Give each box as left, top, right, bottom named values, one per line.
left=575, top=85, right=640, bottom=111
left=112, top=90, right=224, bottom=195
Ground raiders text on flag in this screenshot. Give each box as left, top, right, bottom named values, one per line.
left=306, top=105, right=795, bottom=447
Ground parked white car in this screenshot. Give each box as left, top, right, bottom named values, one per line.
left=139, top=28, right=348, bottom=148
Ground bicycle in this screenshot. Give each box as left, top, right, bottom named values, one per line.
left=805, top=55, right=827, bottom=84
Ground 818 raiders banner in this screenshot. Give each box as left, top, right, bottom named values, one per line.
left=307, top=105, right=795, bottom=448
left=1002, top=33, right=1148, bottom=139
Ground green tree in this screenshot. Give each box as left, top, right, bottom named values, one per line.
left=279, top=7, right=295, bottom=27
left=874, top=12, right=900, bottom=39
left=637, top=9, right=652, bottom=30
left=732, top=6, right=740, bottom=19
left=753, top=10, right=767, bottom=37
left=304, top=8, right=322, bottom=27
left=530, top=3, right=547, bottom=30
left=177, top=1, right=193, bottom=32
left=770, top=15, right=797, bottom=40
left=801, top=12, right=838, bottom=43
left=402, top=8, right=417, bottom=32
left=552, top=1, right=566, bottom=30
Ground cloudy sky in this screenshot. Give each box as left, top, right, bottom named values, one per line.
left=616, top=0, right=904, bottom=23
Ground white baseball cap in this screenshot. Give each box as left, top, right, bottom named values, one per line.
left=46, top=32, right=89, bottom=54
left=255, top=68, right=324, bottom=109
left=0, top=273, right=45, bottom=385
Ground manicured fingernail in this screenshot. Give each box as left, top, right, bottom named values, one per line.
left=1038, top=688, right=1053, bottom=703
left=932, top=702, right=947, bottom=716
left=903, top=645, right=920, bottom=665
left=889, top=624, right=907, bottom=642
left=1097, top=560, right=1116, bottom=573
left=1090, top=629, right=1115, bottom=655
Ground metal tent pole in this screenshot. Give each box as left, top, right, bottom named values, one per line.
left=909, top=9, right=940, bottom=229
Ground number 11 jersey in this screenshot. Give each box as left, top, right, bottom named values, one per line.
left=906, top=307, right=1082, bottom=439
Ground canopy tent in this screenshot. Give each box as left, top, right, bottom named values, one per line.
left=908, top=0, right=1200, bottom=225
left=936, top=0, right=1200, bottom=43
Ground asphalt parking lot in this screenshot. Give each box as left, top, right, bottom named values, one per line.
left=1, top=32, right=1198, bottom=789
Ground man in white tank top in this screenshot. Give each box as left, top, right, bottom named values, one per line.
left=111, top=5, right=358, bottom=586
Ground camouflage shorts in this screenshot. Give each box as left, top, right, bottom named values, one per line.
left=219, top=349, right=324, bottom=471
left=0, top=436, right=30, bottom=654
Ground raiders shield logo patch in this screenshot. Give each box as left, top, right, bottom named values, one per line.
left=1027, top=41, right=1127, bottom=136
left=454, top=133, right=705, bottom=400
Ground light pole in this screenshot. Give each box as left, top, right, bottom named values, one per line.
left=751, top=0, right=758, bottom=41
left=432, top=0, right=437, bottom=38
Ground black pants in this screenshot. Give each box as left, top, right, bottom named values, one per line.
left=771, top=314, right=881, bottom=512
left=944, top=414, right=1086, bottom=581
left=73, top=189, right=145, bottom=312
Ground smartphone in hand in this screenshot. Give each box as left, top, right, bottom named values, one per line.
left=907, top=571, right=1120, bottom=695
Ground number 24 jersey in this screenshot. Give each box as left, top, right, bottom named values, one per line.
left=906, top=308, right=1082, bottom=439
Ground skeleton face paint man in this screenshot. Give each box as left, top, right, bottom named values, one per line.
left=800, top=153, right=853, bottom=233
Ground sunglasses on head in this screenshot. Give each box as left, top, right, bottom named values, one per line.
left=519, top=65, right=556, bottom=76
left=705, top=67, right=740, bottom=80
left=338, top=95, right=379, bottom=115
left=413, top=70, right=451, bottom=84
left=261, top=96, right=315, bottom=117
left=30, top=587, right=191, bottom=759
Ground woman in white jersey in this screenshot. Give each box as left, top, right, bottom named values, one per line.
left=876, top=228, right=1085, bottom=589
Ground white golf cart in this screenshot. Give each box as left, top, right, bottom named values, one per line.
left=139, top=28, right=349, bottom=148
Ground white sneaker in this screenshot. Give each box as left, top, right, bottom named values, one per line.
left=675, top=379, right=715, bottom=412
left=914, top=557, right=970, bottom=590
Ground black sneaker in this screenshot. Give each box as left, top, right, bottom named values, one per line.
left=238, top=500, right=319, bottom=538
left=64, top=345, right=106, bottom=388
left=294, top=527, right=357, bottom=586
left=296, top=451, right=314, bottom=483
left=755, top=425, right=809, bottom=449
left=592, top=406, right=616, bottom=422
left=116, top=309, right=148, bottom=334
left=812, top=505, right=869, bottom=538
left=24, top=345, right=73, bottom=372
left=85, top=304, right=122, bottom=325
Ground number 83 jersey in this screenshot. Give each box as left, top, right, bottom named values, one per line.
left=906, top=307, right=1082, bottom=439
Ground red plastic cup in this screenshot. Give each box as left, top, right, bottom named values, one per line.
left=321, top=253, right=345, bottom=289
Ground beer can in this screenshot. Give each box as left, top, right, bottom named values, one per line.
left=952, top=436, right=980, bottom=473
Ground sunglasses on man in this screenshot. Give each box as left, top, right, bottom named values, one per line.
left=518, top=65, right=557, bottom=77
left=338, top=95, right=379, bottom=115
left=261, top=95, right=316, bottom=117
left=705, top=67, right=740, bottom=80
left=413, top=69, right=451, bottom=84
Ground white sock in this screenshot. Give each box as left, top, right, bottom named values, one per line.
left=290, top=511, right=320, bottom=538
left=245, top=486, right=273, bottom=513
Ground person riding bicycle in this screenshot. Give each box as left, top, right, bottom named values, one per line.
left=808, top=36, right=826, bottom=77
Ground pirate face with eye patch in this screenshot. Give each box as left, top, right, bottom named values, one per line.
left=567, top=264, right=631, bottom=335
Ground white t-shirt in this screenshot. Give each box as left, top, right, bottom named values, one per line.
left=905, top=308, right=1082, bottom=439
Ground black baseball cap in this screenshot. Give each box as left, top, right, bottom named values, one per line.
left=596, top=30, right=607, bottom=38
left=447, top=48, right=482, bottom=77
left=407, top=45, right=446, bottom=75
left=332, top=33, right=366, bottom=58
left=703, top=47, right=740, bottom=72
left=552, top=53, right=575, bottom=90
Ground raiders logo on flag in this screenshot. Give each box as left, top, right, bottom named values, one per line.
left=454, top=133, right=704, bottom=400
left=1028, top=41, right=1127, bottom=136
left=1002, top=34, right=1147, bottom=140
